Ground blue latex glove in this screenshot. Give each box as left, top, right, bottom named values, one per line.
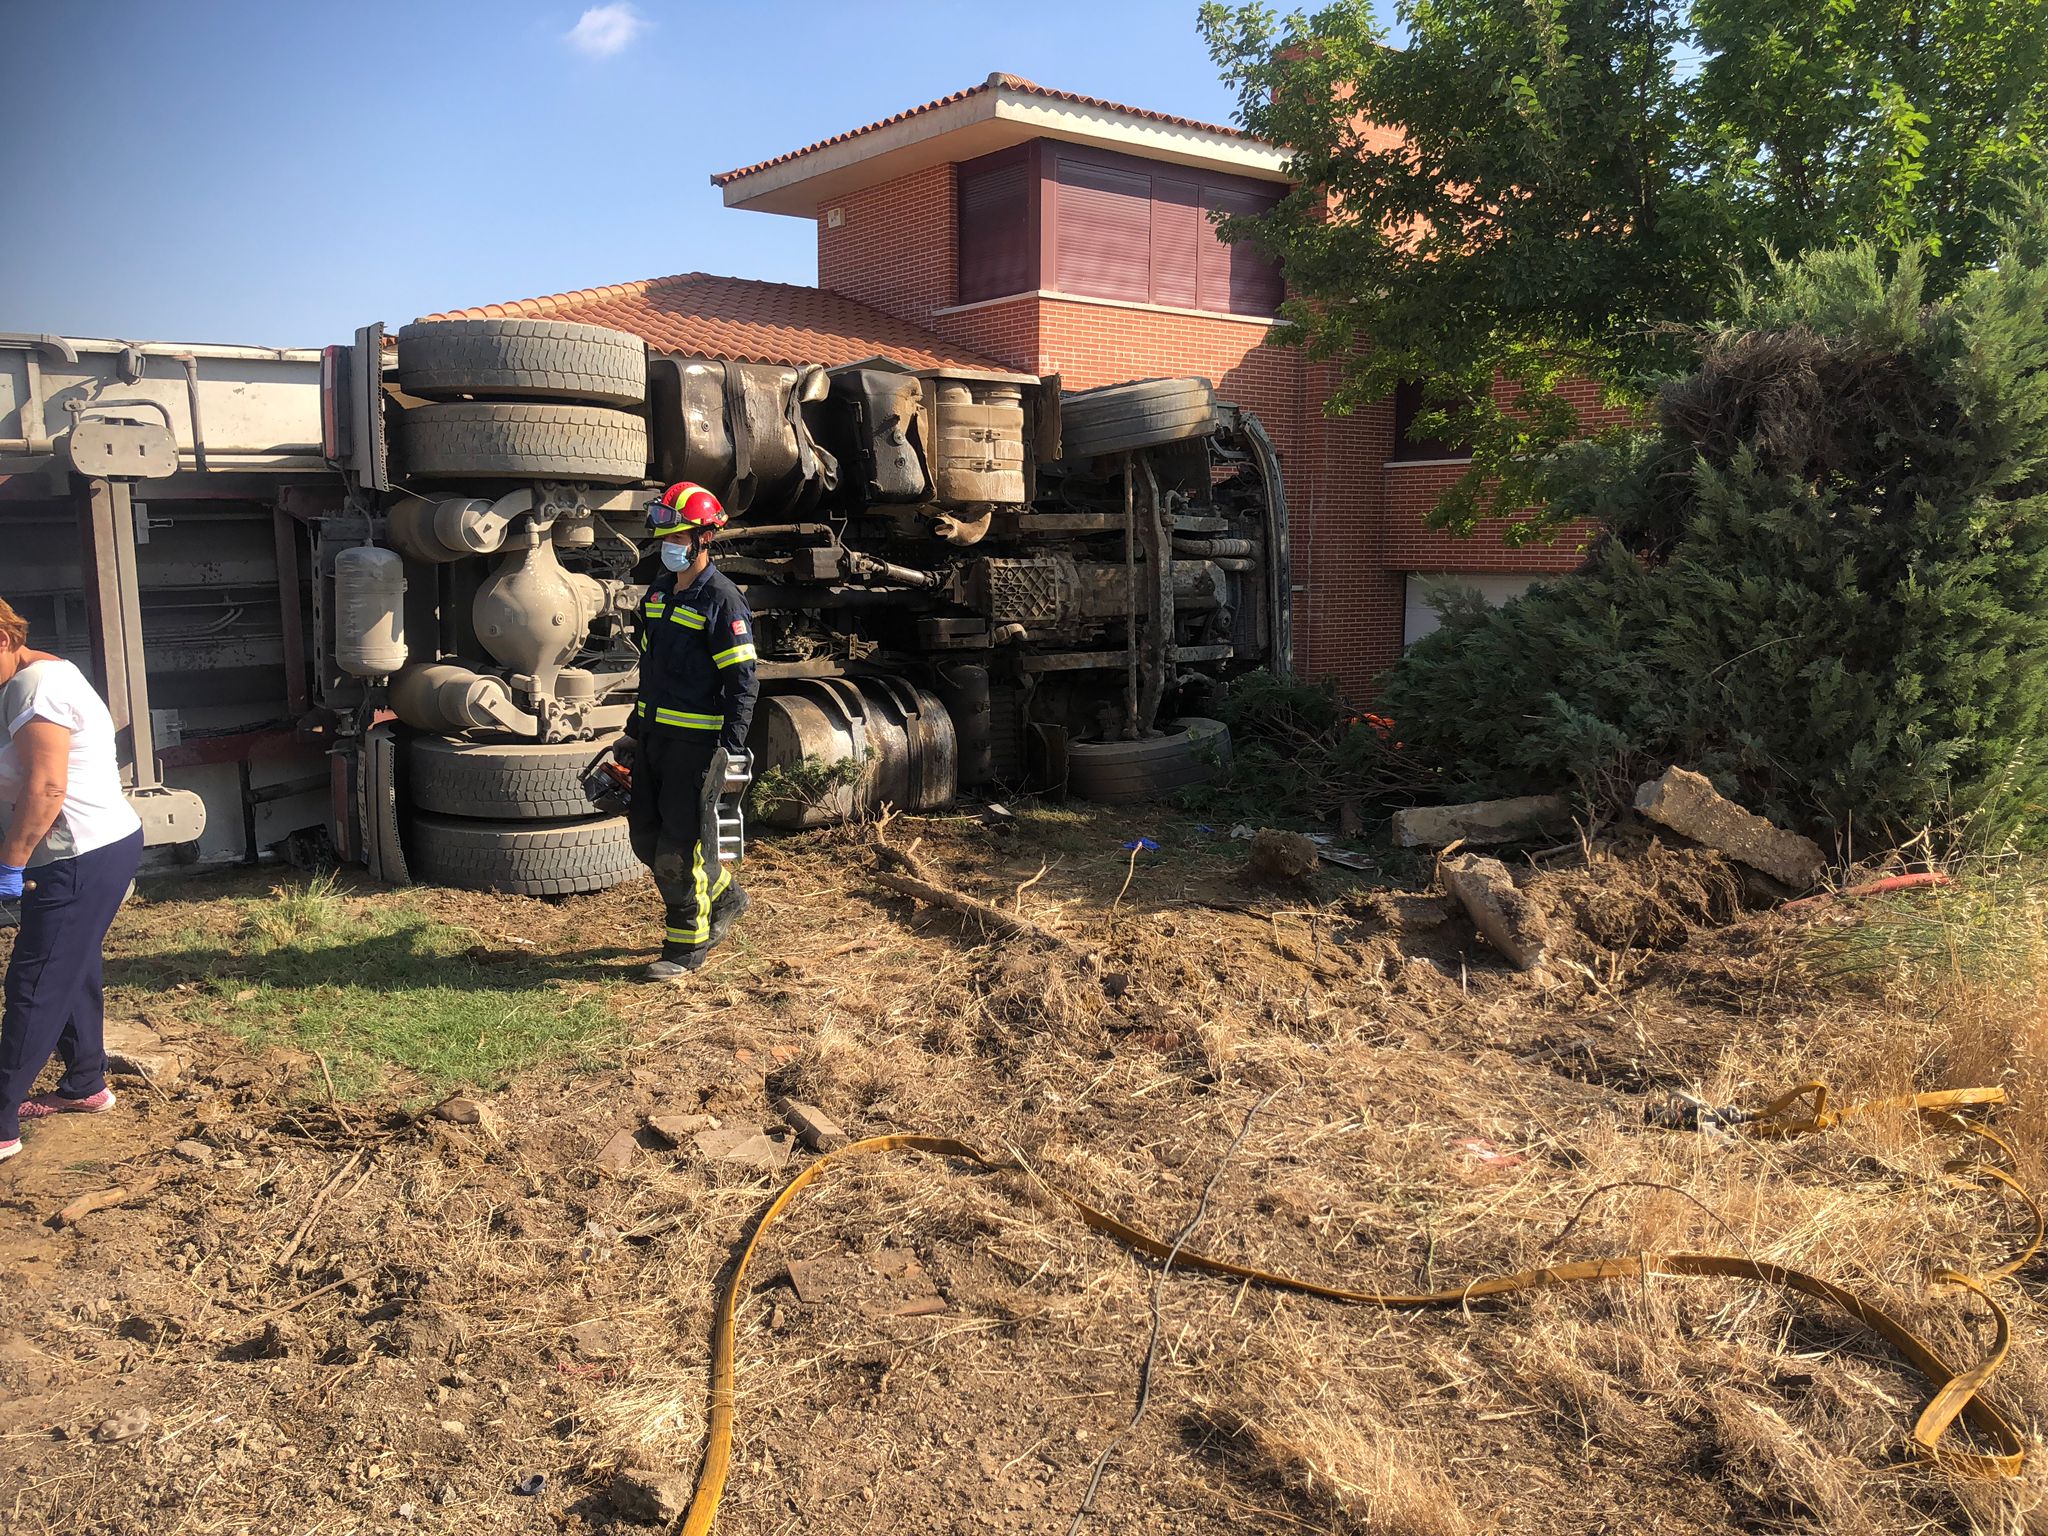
left=0, top=865, right=22, bottom=901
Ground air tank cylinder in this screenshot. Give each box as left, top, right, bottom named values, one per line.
left=334, top=545, right=408, bottom=677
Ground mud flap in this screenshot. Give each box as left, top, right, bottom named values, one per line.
left=359, top=721, right=411, bottom=887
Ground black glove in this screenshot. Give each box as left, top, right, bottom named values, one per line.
left=612, top=735, right=637, bottom=770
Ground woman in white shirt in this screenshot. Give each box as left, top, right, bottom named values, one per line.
left=0, top=596, right=144, bottom=1163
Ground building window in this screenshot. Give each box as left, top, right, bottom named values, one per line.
left=1391, top=380, right=1473, bottom=462
left=955, top=141, right=1284, bottom=316
left=1403, top=573, right=1545, bottom=646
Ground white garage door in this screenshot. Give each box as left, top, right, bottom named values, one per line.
left=1402, top=572, right=1548, bottom=646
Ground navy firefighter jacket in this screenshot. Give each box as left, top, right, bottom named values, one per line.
left=630, top=561, right=759, bottom=754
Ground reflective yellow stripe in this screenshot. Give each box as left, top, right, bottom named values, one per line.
left=669, top=607, right=708, bottom=629
left=712, top=643, right=758, bottom=669
left=689, top=842, right=711, bottom=943
left=642, top=598, right=665, bottom=617
left=665, top=926, right=700, bottom=945
left=710, top=864, right=732, bottom=901
left=651, top=706, right=723, bottom=730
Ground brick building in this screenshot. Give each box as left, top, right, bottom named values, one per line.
left=427, top=73, right=1586, bottom=700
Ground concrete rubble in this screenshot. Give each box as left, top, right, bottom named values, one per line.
left=1392, top=794, right=1572, bottom=849
left=594, top=1129, right=640, bottom=1177
left=644, top=1111, right=720, bottom=1145
left=692, top=1123, right=792, bottom=1173
left=103, top=1019, right=189, bottom=1087
left=777, top=1099, right=848, bottom=1152
left=610, top=1466, right=691, bottom=1526
left=1634, top=766, right=1826, bottom=888
left=1442, top=853, right=1551, bottom=971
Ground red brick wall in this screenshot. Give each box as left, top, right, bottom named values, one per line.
left=816, top=164, right=958, bottom=326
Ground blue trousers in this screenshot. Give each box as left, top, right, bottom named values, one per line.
left=0, top=828, right=142, bottom=1140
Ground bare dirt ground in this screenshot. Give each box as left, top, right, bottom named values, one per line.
left=3, top=806, right=2045, bottom=1536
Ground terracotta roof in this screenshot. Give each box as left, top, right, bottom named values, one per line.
left=418, top=272, right=1004, bottom=371
left=712, top=72, right=1253, bottom=187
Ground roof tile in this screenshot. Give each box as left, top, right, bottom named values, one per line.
left=419, top=273, right=1004, bottom=371
left=711, top=72, right=1257, bottom=187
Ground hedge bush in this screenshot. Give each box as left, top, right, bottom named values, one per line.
left=1379, top=200, right=2048, bottom=851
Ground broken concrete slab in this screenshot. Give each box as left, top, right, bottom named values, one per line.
left=610, top=1465, right=690, bottom=1526
left=777, top=1099, right=848, bottom=1153
left=1634, top=767, right=1825, bottom=888
left=1442, top=854, right=1551, bottom=971
left=644, top=1111, right=719, bottom=1145
left=103, top=1019, right=189, bottom=1087
left=692, top=1124, right=791, bottom=1174
left=594, top=1130, right=640, bottom=1178
left=1392, top=794, right=1572, bottom=849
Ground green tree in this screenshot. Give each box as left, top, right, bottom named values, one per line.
left=1199, top=0, right=2048, bottom=535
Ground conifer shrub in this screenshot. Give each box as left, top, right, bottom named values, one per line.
left=1379, top=205, right=2048, bottom=850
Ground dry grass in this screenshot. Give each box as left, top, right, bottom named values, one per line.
left=5, top=823, right=2048, bottom=1534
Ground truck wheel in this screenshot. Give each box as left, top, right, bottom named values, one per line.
left=1067, top=717, right=1231, bottom=805
left=407, top=735, right=618, bottom=820
left=396, top=319, right=648, bottom=407
left=392, top=402, right=649, bottom=482
left=407, top=813, right=640, bottom=897
left=1061, top=378, right=1219, bottom=459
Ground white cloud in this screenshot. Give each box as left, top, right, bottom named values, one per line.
left=565, top=3, right=647, bottom=58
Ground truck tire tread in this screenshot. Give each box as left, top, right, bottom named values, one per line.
left=392, top=402, right=649, bottom=482
left=407, top=813, right=640, bottom=896
left=396, top=319, right=647, bottom=406
left=407, top=735, right=617, bottom=820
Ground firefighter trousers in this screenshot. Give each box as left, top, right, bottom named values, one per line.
left=627, top=731, right=732, bottom=954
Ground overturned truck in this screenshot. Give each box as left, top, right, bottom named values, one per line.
left=3, top=319, right=1289, bottom=894
left=321, top=318, right=1290, bottom=895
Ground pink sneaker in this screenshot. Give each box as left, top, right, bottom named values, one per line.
left=0, top=1138, right=19, bottom=1162
left=19, top=1088, right=117, bottom=1119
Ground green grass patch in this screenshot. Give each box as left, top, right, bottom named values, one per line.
left=118, top=876, right=627, bottom=1099
left=1796, top=861, right=2048, bottom=989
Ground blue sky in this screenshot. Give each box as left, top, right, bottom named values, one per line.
left=3, top=0, right=1292, bottom=348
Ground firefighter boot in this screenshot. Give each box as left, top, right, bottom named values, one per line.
left=707, top=886, right=751, bottom=947
left=643, top=942, right=711, bottom=983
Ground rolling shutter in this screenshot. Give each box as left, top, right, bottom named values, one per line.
left=1054, top=155, right=1152, bottom=304
left=1199, top=184, right=1284, bottom=316
left=1150, top=176, right=1200, bottom=310
left=958, top=149, right=1035, bottom=303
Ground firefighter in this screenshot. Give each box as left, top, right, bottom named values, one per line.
left=620, top=482, right=758, bottom=981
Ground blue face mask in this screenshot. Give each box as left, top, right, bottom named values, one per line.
left=659, top=539, right=696, bottom=573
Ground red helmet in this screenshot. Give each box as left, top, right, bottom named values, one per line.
left=646, top=481, right=727, bottom=535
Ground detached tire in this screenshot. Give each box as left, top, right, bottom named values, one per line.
left=1068, top=717, right=1231, bottom=805
left=1062, top=378, right=1219, bottom=459
left=393, top=402, right=648, bottom=482
left=396, top=319, right=648, bottom=407
left=408, top=813, right=639, bottom=897
left=407, top=735, right=618, bottom=820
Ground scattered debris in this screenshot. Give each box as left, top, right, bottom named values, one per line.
left=1245, top=828, right=1318, bottom=883
left=870, top=810, right=1083, bottom=957
left=1392, top=793, right=1572, bottom=849
left=644, top=1111, right=719, bottom=1144
left=563, top=1321, right=620, bottom=1360
left=53, top=1174, right=164, bottom=1228
left=1442, top=853, right=1551, bottom=971
left=1452, top=1136, right=1528, bottom=1170
left=171, top=1139, right=214, bottom=1166
left=1634, top=766, right=1826, bottom=888
left=785, top=1246, right=946, bottom=1318
left=1310, top=839, right=1376, bottom=873
left=594, top=1130, right=640, bottom=1177
left=102, top=1019, right=189, bottom=1086
left=610, top=1465, right=691, bottom=1526
left=777, top=1099, right=848, bottom=1152
left=1337, top=799, right=1365, bottom=839
left=432, top=1095, right=483, bottom=1125
left=93, top=1407, right=152, bottom=1444
left=511, top=1472, right=545, bottom=1498
left=692, top=1123, right=792, bottom=1173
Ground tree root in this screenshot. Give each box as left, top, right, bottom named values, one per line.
left=869, top=810, right=1091, bottom=964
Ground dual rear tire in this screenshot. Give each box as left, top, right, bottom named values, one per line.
left=402, top=735, right=637, bottom=897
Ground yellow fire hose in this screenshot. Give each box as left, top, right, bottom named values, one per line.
left=678, top=1086, right=2041, bottom=1534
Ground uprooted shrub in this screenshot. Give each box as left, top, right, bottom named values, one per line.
left=1202, top=670, right=1431, bottom=820
left=1379, top=199, right=2048, bottom=852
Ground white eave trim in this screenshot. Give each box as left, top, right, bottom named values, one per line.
left=720, top=86, right=1293, bottom=216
